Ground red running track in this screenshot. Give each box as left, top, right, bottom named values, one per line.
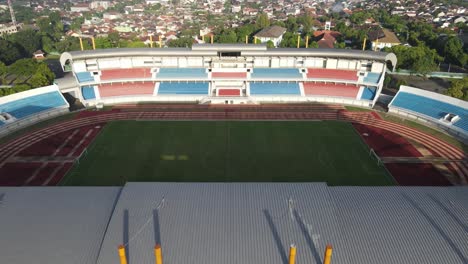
left=0, top=108, right=466, bottom=186
left=385, top=163, right=451, bottom=186
left=353, top=123, right=423, bottom=157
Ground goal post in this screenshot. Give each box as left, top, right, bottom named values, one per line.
left=369, top=148, right=382, bottom=166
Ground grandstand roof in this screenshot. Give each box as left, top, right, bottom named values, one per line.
left=59, top=44, right=398, bottom=70
left=0, top=187, right=120, bottom=264
left=4, top=183, right=465, bottom=264
left=96, top=183, right=467, bottom=264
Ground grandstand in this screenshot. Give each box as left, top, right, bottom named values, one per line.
left=59, top=44, right=395, bottom=108
left=0, top=85, right=69, bottom=137
left=389, top=85, right=468, bottom=140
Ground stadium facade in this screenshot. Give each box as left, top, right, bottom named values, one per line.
left=59, top=44, right=397, bottom=107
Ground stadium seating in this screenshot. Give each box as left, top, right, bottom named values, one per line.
left=363, top=73, right=381, bottom=84
left=157, top=82, right=209, bottom=95
left=75, top=72, right=94, bottom=83
left=303, top=82, right=359, bottom=98
left=157, top=68, right=208, bottom=79
left=81, top=86, right=96, bottom=100
left=211, top=72, right=247, bottom=79
left=249, top=82, right=301, bottom=95
left=100, top=68, right=152, bottom=80
left=0, top=91, right=67, bottom=119
left=391, top=92, right=468, bottom=132
left=307, top=68, right=358, bottom=81
left=218, top=89, right=241, bottom=96
left=250, top=68, right=303, bottom=79
left=98, top=82, right=155, bottom=98
left=360, top=87, right=377, bottom=100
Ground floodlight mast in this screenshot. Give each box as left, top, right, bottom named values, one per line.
left=8, top=0, right=17, bottom=28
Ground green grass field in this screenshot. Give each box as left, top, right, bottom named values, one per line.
left=62, top=121, right=394, bottom=186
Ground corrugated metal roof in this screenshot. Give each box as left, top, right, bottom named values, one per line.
left=96, top=182, right=345, bottom=264
left=0, top=187, right=121, bottom=264
left=330, top=186, right=468, bottom=264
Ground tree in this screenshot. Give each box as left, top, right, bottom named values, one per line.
left=94, top=37, right=112, bottom=49
left=437, top=36, right=467, bottom=67
left=256, top=13, right=270, bottom=29
left=28, top=73, right=50, bottom=88
left=108, top=32, right=120, bottom=47
left=445, top=78, right=468, bottom=100
left=36, top=63, right=55, bottom=83
left=11, top=29, right=42, bottom=56
left=0, top=39, right=22, bottom=65
left=266, top=40, right=275, bottom=48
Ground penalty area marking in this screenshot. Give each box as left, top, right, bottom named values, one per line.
left=160, top=154, right=189, bottom=161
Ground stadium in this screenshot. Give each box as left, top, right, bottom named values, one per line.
left=0, top=44, right=467, bottom=264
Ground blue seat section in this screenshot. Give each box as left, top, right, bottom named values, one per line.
left=158, top=82, right=209, bottom=95
left=250, top=83, right=301, bottom=95
left=360, top=87, right=377, bottom=100
left=157, top=68, right=207, bottom=79
left=75, top=72, right=94, bottom=83
left=251, top=68, right=303, bottom=79
left=0, top=91, right=67, bottom=119
left=363, top=73, right=381, bottom=84
left=392, top=92, right=468, bottom=132
left=81, top=86, right=96, bottom=100
left=0, top=120, right=4, bottom=126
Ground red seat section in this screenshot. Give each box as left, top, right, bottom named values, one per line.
left=307, top=68, right=358, bottom=81
left=99, top=82, right=155, bottom=97
left=303, top=82, right=359, bottom=98
left=218, top=89, right=241, bottom=96
left=101, top=68, right=152, bottom=80
left=212, top=72, right=247, bottom=78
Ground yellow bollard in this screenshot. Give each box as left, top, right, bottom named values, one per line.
left=289, top=244, right=296, bottom=264
left=254, top=36, right=258, bottom=44
left=202, top=35, right=205, bottom=43
left=245, top=35, right=248, bottom=44
left=150, top=35, right=153, bottom=48
left=159, top=36, right=162, bottom=48
left=118, top=245, right=128, bottom=264
left=323, top=244, right=333, bottom=264
left=79, top=37, right=84, bottom=51
left=305, top=35, right=309, bottom=48
left=154, top=244, right=163, bottom=264
left=210, top=34, right=214, bottom=44
left=91, top=36, right=96, bottom=50
left=362, top=37, right=366, bottom=51
left=297, top=35, right=300, bottom=48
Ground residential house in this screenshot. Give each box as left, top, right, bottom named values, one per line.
left=254, top=25, right=287, bottom=47
left=369, top=28, right=401, bottom=50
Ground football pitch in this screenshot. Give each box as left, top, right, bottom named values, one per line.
left=62, top=120, right=394, bottom=186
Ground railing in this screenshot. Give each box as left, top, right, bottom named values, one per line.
left=0, top=107, right=70, bottom=138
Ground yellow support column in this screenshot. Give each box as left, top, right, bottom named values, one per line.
left=154, top=244, right=163, bottom=264
left=289, top=244, right=296, bottom=264
left=245, top=35, right=248, bottom=44
left=118, top=245, right=128, bottom=264
left=362, top=37, right=366, bottom=51
left=150, top=35, right=153, bottom=48
left=254, top=36, right=258, bottom=44
left=297, top=35, right=300, bottom=48
left=202, top=35, right=205, bottom=43
left=91, top=37, right=96, bottom=50
left=210, top=34, right=214, bottom=44
left=79, top=37, right=84, bottom=51
left=323, top=244, right=333, bottom=264
left=305, top=35, right=309, bottom=48
left=159, top=36, right=162, bottom=48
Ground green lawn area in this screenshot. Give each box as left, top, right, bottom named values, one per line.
left=62, top=121, right=393, bottom=186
